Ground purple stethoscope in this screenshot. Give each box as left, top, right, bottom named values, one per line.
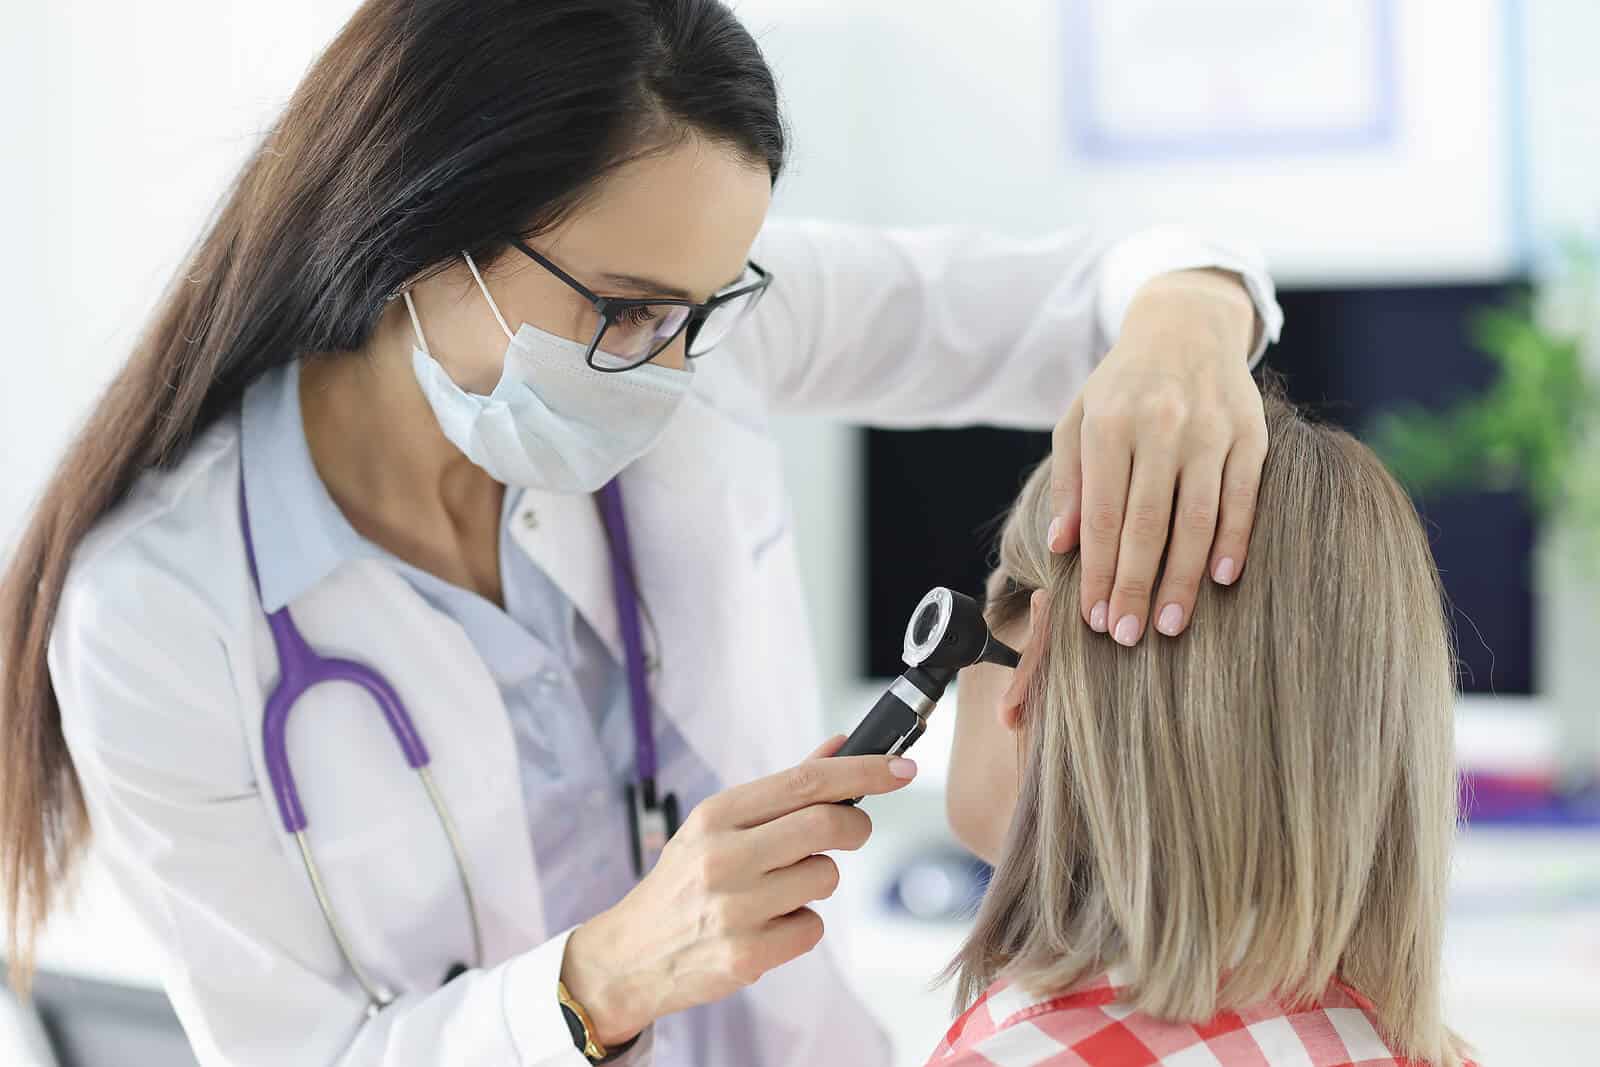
left=242, top=476, right=671, bottom=1014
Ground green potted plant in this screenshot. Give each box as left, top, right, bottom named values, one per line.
left=1371, top=240, right=1600, bottom=790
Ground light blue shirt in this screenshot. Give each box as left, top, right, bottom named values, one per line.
left=240, top=362, right=761, bottom=1065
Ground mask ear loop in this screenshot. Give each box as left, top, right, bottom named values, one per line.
left=401, top=291, right=431, bottom=356
left=463, top=251, right=516, bottom=342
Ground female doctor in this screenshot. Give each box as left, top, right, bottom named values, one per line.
left=0, top=1, right=1280, bottom=1065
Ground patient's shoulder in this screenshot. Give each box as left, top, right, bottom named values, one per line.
left=925, top=975, right=1453, bottom=1067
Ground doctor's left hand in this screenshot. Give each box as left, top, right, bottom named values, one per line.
left=559, top=736, right=914, bottom=1046
left=1047, top=267, right=1264, bottom=646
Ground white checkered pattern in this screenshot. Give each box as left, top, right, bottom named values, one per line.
left=924, top=973, right=1472, bottom=1067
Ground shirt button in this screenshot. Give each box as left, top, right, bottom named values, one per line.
left=536, top=669, right=559, bottom=687
left=520, top=509, right=539, bottom=530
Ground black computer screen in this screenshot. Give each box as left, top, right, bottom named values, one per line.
left=862, top=281, right=1535, bottom=695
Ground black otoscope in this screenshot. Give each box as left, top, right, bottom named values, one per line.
left=835, top=587, right=1020, bottom=801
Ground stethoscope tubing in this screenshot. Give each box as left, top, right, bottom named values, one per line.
left=240, top=479, right=485, bottom=1012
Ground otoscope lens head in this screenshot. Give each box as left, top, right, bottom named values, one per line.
left=910, top=600, right=943, bottom=647
left=902, top=586, right=996, bottom=670
left=903, top=588, right=954, bottom=666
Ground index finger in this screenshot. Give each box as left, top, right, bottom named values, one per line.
left=702, top=754, right=917, bottom=830
left=1076, top=412, right=1134, bottom=632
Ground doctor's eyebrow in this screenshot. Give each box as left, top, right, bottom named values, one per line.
left=599, top=268, right=747, bottom=302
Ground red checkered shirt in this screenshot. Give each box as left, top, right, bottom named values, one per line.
left=924, top=971, right=1473, bottom=1067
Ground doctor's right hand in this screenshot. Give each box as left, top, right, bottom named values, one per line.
left=559, top=737, right=917, bottom=1045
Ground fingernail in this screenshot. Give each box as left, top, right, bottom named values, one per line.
left=1046, top=517, right=1063, bottom=550
left=1089, top=601, right=1108, bottom=632
left=1113, top=614, right=1140, bottom=646
left=1156, top=603, right=1183, bottom=636
left=1213, top=557, right=1237, bottom=585
left=888, top=757, right=919, bottom=780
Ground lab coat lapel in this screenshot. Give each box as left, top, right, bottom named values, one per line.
left=616, top=385, right=779, bottom=775
left=504, top=487, right=624, bottom=664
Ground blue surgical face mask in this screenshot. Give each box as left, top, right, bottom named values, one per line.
left=404, top=252, right=693, bottom=492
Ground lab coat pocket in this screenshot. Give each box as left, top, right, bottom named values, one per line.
left=300, top=793, right=492, bottom=996
left=281, top=673, right=492, bottom=994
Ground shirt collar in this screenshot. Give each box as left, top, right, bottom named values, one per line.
left=239, top=361, right=375, bottom=612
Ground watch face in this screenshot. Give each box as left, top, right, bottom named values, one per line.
left=558, top=988, right=606, bottom=1061
left=560, top=1000, right=589, bottom=1051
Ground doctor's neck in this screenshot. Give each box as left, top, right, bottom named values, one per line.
left=300, top=306, right=506, bottom=562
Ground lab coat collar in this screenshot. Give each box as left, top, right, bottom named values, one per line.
left=238, top=361, right=370, bottom=613
left=240, top=359, right=629, bottom=668
left=496, top=366, right=767, bottom=671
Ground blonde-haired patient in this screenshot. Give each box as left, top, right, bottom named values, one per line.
left=935, top=395, right=1476, bottom=1067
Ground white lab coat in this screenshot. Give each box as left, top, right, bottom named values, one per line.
left=48, top=219, right=1279, bottom=1067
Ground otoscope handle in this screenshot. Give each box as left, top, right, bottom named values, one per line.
left=833, top=675, right=937, bottom=805
left=837, top=689, right=928, bottom=759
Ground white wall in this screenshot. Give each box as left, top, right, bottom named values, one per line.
left=2, top=3, right=54, bottom=548
left=754, top=0, right=1525, bottom=282
left=1522, top=0, right=1600, bottom=251
left=1, top=2, right=362, bottom=547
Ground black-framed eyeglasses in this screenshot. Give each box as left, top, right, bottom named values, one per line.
left=507, top=236, right=772, bottom=373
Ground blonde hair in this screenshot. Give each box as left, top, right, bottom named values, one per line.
left=953, top=393, right=1467, bottom=1066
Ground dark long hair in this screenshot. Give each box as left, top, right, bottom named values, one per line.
left=1, top=0, right=785, bottom=986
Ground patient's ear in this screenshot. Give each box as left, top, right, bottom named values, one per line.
left=998, top=590, right=1050, bottom=731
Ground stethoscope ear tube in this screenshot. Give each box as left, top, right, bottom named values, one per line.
left=294, top=830, right=396, bottom=1015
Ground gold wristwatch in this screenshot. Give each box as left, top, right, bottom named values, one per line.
left=557, top=979, right=611, bottom=1063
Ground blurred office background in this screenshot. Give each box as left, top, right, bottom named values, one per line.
left=4, top=2, right=1599, bottom=1065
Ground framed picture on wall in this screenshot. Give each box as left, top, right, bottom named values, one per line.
left=1065, top=0, right=1398, bottom=160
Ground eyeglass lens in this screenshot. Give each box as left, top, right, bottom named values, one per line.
left=589, top=271, right=769, bottom=371
left=590, top=304, right=695, bottom=371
